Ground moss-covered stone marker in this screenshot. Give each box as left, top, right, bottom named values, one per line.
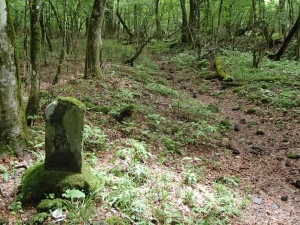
left=21, top=97, right=100, bottom=204
left=45, top=97, right=86, bottom=172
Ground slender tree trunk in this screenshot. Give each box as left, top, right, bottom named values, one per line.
left=84, top=0, right=107, bottom=78
left=271, top=14, right=299, bottom=61
left=52, top=0, right=68, bottom=84
left=189, top=0, right=200, bottom=48
left=279, top=0, right=285, bottom=36
left=0, top=0, right=28, bottom=157
left=215, top=0, right=223, bottom=44
left=26, top=0, right=42, bottom=126
left=155, top=0, right=162, bottom=40
left=103, top=2, right=115, bottom=39
left=180, top=0, right=189, bottom=44
left=296, top=8, right=300, bottom=61
left=49, top=0, right=63, bottom=34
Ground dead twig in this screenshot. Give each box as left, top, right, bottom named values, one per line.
left=224, top=166, right=251, bottom=176
left=111, top=207, right=137, bottom=225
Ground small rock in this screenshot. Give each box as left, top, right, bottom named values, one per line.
left=256, top=129, right=265, bottom=135
left=272, top=203, right=280, bottom=210
left=281, top=196, right=288, bottom=201
left=240, top=118, right=246, bottom=124
left=246, top=108, right=256, bottom=114
left=295, top=180, right=300, bottom=188
left=285, top=177, right=294, bottom=185
left=232, top=105, right=241, bottom=111
left=232, top=149, right=240, bottom=155
left=250, top=146, right=265, bottom=155
left=142, top=91, right=150, bottom=96
left=253, top=197, right=263, bottom=204
left=287, top=153, right=300, bottom=159
left=234, top=124, right=240, bottom=132
left=285, top=160, right=291, bottom=167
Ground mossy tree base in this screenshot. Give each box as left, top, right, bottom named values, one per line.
left=21, top=162, right=99, bottom=204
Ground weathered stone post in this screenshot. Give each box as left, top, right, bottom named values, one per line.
left=45, top=97, right=86, bottom=172
left=21, top=97, right=99, bottom=203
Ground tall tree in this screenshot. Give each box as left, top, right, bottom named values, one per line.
left=189, top=0, right=200, bottom=48
left=180, top=0, right=189, bottom=44
left=0, top=0, right=28, bottom=157
left=154, top=0, right=162, bottom=40
left=52, top=0, right=68, bottom=84
left=26, top=0, right=42, bottom=126
left=84, top=0, right=107, bottom=78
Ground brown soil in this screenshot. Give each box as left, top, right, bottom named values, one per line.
left=1, top=57, right=300, bottom=225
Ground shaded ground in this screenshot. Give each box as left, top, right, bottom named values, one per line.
left=159, top=61, right=300, bottom=224
left=1, top=47, right=300, bottom=224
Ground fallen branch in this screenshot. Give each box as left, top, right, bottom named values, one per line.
left=223, top=166, right=251, bottom=176
left=125, top=34, right=154, bottom=66
left=111, top=207, right=137, bottom=225
left=215, top=58, right=234, bottom=82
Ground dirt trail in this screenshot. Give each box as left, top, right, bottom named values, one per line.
left=164, top=65, right=300, bottom=224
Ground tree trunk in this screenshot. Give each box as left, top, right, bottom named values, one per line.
left=215, top=0, right=223, bottom=44
left=103, top=2, right=115, bottom=39
left=0, top=0, right=28, bottom=157
left=84, top=0, right=107, bottom=78
left=179, top=0, right=189, bottom=44
left=155, top=0, right=162, bottom=40
left=189, top=0, right=200, bottom=48
left=270, top=15, right=299, bottom=61
left=26, top=0, right=42, bottom=127
left=52, top=0, right=68, bottom=84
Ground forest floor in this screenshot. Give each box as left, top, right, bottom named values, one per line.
left=0, top=41, right=300, bottom=224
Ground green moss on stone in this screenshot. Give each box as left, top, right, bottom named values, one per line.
left=21, top=162, right=99, bottom=203
left=58, top=97, right=86, bottom=111
left=84, top=102, right=111, bottom=114
left=110, top=104, right=135, bottom=121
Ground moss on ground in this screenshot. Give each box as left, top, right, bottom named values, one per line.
left=21, top=162, right=99, bottom=204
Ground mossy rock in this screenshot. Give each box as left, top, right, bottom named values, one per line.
left=109, top=104, right=135, bottom=121
left=21, top=162, right=99, bottom=204
left=37, top=198, right=66, bottom=212
left=246, top=108, right=257, bottom=114
left=84, top=102, right=110, bottom=114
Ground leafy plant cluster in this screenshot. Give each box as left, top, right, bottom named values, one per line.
left=221, top=50, right=300, bottom=109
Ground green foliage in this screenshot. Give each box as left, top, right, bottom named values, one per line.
left=63, top=188, right=101, bottom=224
left=31, top=212, right=49, bottom=224
left=109, top=104, right=135, bottom=121
left=168, top=50, right=198, bottom=71
left=220, top=50, right=300, bottom=109
left=0, top=165, right=9, bottom=182
left=83, top=124, right=107, bottom=151
left=105, top=216, right=125, bottom=225
left=8, top=201, right=22, bottom=215
left=147, top=83, right=179, bottom=96
left=219, top=118, right=232, bottom=130
left=162, top=137, right=183, bottom=154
